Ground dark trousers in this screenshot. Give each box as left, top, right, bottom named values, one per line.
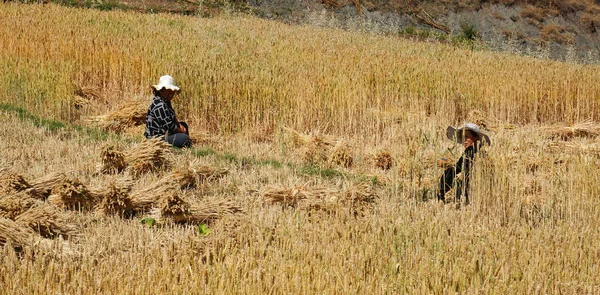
left=165, top=122, right=191, bottom=148
left=437, top=167, right=468, bottom=203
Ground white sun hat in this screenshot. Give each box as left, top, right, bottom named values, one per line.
left=446, top=123, right=491, bottom=146
left=152, top=75, right=180, bottom=92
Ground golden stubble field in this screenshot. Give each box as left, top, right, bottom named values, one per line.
left=1, top=2, right=600, bottom=294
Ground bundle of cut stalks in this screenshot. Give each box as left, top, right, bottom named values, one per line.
left=0, top=193, right=40, bottom=219
left=99, top=145, right=127, bottom=174
left=342, top=183, right=378, bottom=205
left=15, top=205, right=78, bottom=239
left=302, top=140, right=329, bottom=166
left=545, top=140, right=600, bottom=155
left=28, top=172, right=67, bottom=199
left=0, top=168, right=31, bottom=195
left=540, top=121, right=600, bottom=140
left=0, top=217, right=75, bottom=255
left=125, top=138, right=171, bottom=176
left=74, top=85, right=102, bottom=101
left=374, top=151, right=393, bottom=170
left=154, top=194, right=242, bottom=224
left=130, top=180, right=179, bottom=212
left=282, top=127, right=337, bottom=148
left=87, top=99, right=148, bottom=132
left=192, top=165, right=229, bottom=183
left=329, top=141, right=353, bottom=168
left=263, top=184, right=338, bottom=207
left=47, top=178, right=96, bottom=211
left=92, top=179, right=134, bottom=216
left=0, top=217, right=36, bottom=249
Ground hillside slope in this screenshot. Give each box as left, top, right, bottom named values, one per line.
left=33, top=0, right=600, bottom=62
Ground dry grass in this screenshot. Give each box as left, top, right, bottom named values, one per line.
left=2, top=3, right=600, bottom=294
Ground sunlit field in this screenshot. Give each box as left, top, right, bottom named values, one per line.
left=1, top=2, right=600, bottom=294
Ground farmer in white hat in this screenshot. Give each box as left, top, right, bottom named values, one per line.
left=144, top=75, right=191, bottom=148
left=437, top=123, right=490, bottom=204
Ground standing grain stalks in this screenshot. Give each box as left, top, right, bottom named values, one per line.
left=125, top=138, right=172, bottom=176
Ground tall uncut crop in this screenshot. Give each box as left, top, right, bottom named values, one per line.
left=1, top=3, right=599, bottom=138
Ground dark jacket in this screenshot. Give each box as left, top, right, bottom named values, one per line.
left=438, top=145, right=479, bottom=203
left=144, top=95, right=179, bottom=138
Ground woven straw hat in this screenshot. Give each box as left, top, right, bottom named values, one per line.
left=446, top=123, right=491, bottom=146
left=152, top=75, right=180, bottom=92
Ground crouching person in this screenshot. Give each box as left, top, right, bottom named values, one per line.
left=437, top=123, right=490, bottom=204
left=144, top=75, right=192, bottom=148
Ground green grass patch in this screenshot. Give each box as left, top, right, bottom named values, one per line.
left=0, top=102, right=109, bottom=141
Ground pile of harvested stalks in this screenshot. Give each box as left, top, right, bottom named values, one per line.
left=283, top=127, right=337, bottom=147
left=329, top=141, right=353, bottom=168
left=47, top=178, right=96, bottom=211
left=0, top=193, right=40, bottom=219
left=130, top=179, right=179, bottom=212
left=374, top=151, right=393, bottom=170
left=28, top=172, right=67, bottom=199
left=0, top=217, right=74, bottom=255
left=99, top=145, right=127, bottom=174
left=302, top=140, right=329, bottom=166
left=0, top=168, right=31, bottom=195
left=92, top=179, right=134, bottom=216
left=15, top=205, right=78, bottom=239
left=264, top=182, right=377, bottom=212
left=540, top=121, right=600, bottom=140
left=87, top=99, right=148, bottom=132
left=154, top=193, right=242, bottom=224
left=342, top=183, right=378, bottom=205
left=125, top=138, right=171, bottom=176
left=263, top=183, right=338, bottom=207
left=0, top=217, right=36, bottom=249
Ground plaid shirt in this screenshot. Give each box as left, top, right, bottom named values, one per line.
left=144, top=95, right=178, bottom=138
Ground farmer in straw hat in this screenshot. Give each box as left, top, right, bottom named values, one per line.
left=144, top=75, right=192, bottom=148
left=437, top=123, right=490, bottom=204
